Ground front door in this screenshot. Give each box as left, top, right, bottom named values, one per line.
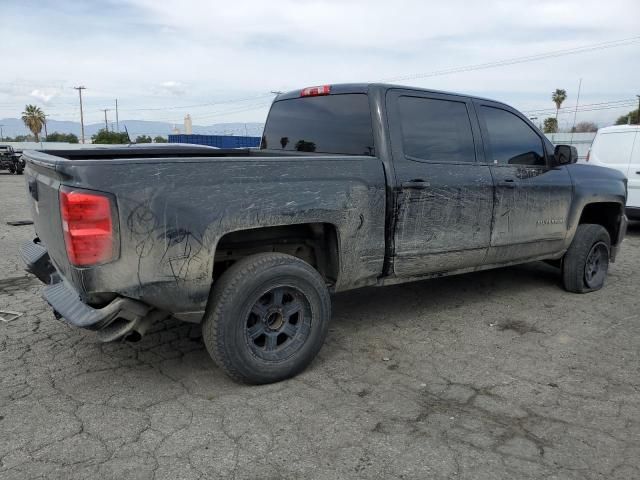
left=387, top=90, right=494, bottom=277
left=475, top=101, right=573, bottom=262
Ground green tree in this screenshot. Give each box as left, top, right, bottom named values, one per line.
left=46, top=132, right=79, bottom=143
left=21, top=104, right=46, bottom=142
left=91, top=128, right=129, bottom=144
left=615, top=109, right=639, bottom=125
left=153, top=136, right=167, bottom=143
left=543, top=117, right=558, bottom=134
left=135, top=135, right=153, bottom=143
left=570, top=121, right=598, bottom=133
left=7, top=134, right=35, bottom=142
left=552, top=89, right=567, bottom=121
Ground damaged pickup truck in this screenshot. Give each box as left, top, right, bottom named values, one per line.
left=20, top=83, right=628, bottom=384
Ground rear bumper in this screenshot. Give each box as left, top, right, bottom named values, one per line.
left=20, top=239, right=151, bottom=330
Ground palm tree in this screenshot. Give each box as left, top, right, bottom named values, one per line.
left=552, top=89, right=567, bottom=121
left=21, top=104, right=46, bottom=142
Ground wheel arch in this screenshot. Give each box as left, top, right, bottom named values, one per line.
left=212, top=222, right=341, bottom=289
left=577, top=202, right=624, bottom=245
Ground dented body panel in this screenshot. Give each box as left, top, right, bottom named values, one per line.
left=24, top=153, right=387, bottom=321
left=21, top=83, right=628, bottom=327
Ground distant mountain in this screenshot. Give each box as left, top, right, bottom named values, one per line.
left=0, top=118, right=265, bottom=139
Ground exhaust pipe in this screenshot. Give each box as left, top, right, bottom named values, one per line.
left=97, top=310, right=168, bottom=343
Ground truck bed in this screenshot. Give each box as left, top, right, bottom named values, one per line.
left=23, top=147, right=387, bottom=322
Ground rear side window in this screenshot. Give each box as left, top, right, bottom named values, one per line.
left=398, top=96, right=475, bottom=163
left=261, top=94, right=374, bottom=156
left=481, top=106, right=545, bottom=166
left=592, top=132, right=636, bottom=165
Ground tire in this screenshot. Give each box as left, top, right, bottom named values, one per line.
left=562, top=224, right=611, bottom=293
left=202, top=253, right=331, bottom=384
left=16, top=168, right=23, bottom=175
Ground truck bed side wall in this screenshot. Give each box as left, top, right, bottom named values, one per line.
left=44, top=155, right=387, bottom=321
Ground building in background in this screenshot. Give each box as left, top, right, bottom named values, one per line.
left=169, top=134, right=261, bottom=149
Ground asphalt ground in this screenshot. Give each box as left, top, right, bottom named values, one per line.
left=1, top=171, right=639, bottom=479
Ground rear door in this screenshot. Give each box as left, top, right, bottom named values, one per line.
left=590, top=130, right=635, bottom=176
left=475, top=101, right=573, bottom=261
left=627, top=130, right=640, bottom=210
left=387, top=90, right=494, bottom=276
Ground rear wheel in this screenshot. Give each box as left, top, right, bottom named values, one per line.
left=562, top=224, right=610, bottom=293
left=202, top=253, right=331, bottom=384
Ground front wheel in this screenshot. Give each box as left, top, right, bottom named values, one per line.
left=202, top=253, right=331, bottom=384
left=562, top=224, right=611, bottom=293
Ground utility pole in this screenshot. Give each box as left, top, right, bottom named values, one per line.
left=115, top=98, right=119, bottom=132
left=74, top=86, right=86, bottom=144
left=0, top=124, right=4, bottom=141
left=569, top=78, right=582, bottom=143
left=101, top=109, right=110, bottom=132
left=43, top=114, right=49, bottom=141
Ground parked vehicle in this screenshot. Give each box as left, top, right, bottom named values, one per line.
left=0, top=145, right=24, bottom=174
left=20, top=84, right=628, bottom=384
left=586, top=125, right=640, bottom=219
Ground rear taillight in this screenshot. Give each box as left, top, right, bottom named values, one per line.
left=300, top=85, right=331, bottom=97
left=60, top=189, right=115, bottom=266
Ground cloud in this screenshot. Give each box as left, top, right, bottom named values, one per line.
left=158, top=81, right=187, bottom=96
left=0, top=0, right=638, bottom=126
left=30, top=89, right=59, bottom=104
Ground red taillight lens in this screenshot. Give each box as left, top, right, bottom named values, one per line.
left=300, top=85, right=331, bottom=97
left=60, top=189, right=114, bottom=266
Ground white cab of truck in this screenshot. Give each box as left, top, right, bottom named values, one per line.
left=587, top=125, right=640, bottom=220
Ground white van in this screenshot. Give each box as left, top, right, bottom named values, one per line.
left=587, top=125, right=640, bottom=219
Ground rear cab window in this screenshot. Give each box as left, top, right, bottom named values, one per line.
left=397, top=96, right=476, bottom=163
left=261, top=94, right=375, bottom=156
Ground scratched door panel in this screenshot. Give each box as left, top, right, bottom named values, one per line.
left=393, top=164, right=494, bottom=276
left=490, top=165, right=573, bottom=246
left=385, top=90, right=494, bottom=277
left=475, top=101, right=574, bottom=261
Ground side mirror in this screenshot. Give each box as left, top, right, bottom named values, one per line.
left=554, top=144, right=578, bottom=165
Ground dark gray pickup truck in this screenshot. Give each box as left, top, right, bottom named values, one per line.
left=20, top=83, right=628, bottom=384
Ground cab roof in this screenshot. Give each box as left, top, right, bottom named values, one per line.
left=275, top=83, right=506, bottom=106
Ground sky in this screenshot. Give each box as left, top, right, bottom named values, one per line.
left=1, top=0, right=639, bottom=129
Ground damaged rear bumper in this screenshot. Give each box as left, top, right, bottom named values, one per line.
left=20, top=239, right=162, bottom=341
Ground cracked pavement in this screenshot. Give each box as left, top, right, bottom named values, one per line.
left=1, top=172, right=639, bottom=479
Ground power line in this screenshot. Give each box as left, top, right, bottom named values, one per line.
left=118, top=93, right=275, bottom=112
left=522, top=99, right=638, bottom=116
left=382, top=36, right=640, bottom=83
left=522, top=98, right=637, bottom=114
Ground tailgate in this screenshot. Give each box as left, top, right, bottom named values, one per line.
left=23, top=151, right=72, bottom=280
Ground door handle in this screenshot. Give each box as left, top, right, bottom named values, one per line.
left=498, top=178, right=516, bottom=188
left=402, top=180, right=430, bottom=189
